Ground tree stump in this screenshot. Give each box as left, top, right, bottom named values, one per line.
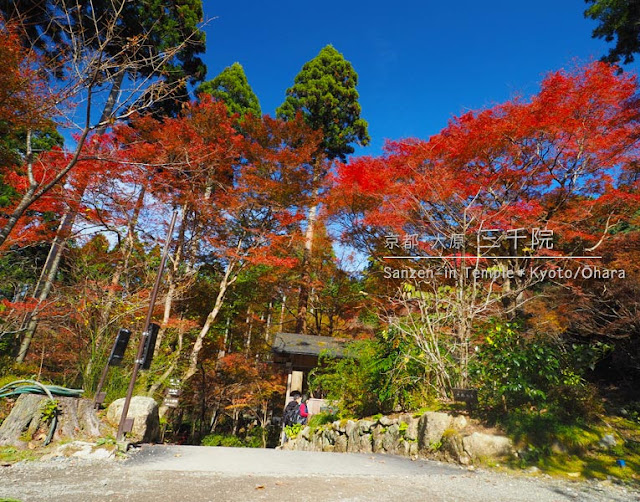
left=0, top=394, right=105, bottom=447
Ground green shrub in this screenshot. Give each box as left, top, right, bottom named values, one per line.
left=220, top=436, right=244, bottom=448
left=308, top=340, right=379, bottom=417
left=307, top=412, right=337, bottom=430
left=554, top=424, right=599, bottom=453
left=284, top=424, right=303, bottom=439
left=244, top=426, right=269, bottom=448
left=309, top=331, right=435, bottom=418
left=470, top=321, right=608, bottom=419
left=201, top=426, right=279, bottom=449
left=201, top=434, right=245, bottom=448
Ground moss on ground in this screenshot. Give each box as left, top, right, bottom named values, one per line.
left=505, top=414, right=640, bottom=486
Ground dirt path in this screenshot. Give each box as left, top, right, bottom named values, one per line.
left=0, top=445, right=638, bottom=501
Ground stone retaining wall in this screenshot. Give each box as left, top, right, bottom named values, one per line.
left=282, top=411, right=513, bottom=465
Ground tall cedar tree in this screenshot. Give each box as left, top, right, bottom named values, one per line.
left=276, top=45, right=369, bottom=333
left=197, top=63, right=262, bottom=119
left=277, top=45, right=369, bottom=162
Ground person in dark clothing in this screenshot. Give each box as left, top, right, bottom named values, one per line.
left=283, top=391, right=303, bottom=426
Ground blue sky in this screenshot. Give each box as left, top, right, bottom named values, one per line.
left=201, top=1, right=638, bottom=158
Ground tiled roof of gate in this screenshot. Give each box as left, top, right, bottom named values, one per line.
left=271, top=332, right=348, bottom=357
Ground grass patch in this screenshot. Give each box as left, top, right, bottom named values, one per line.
left=410, top=401, right=467, bottom=418
left=0, top=446, right=39, bottom=464
left=413, top=404, right=441, bottom=417
left=95, top=436, right=116, bottom=447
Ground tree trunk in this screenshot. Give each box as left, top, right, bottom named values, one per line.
left=218, top=316, right=230, bottom=359
left=265, top=301, right=272, bottom=342
left=279, top=295, right=287, bottom=332
left=147, top=321, right=184, bottom=397
left=208, top=405, right=220, bottom=434
left=231, top=408, right=240, bottom=436
left=245, top=307, right=253, bottom=354
left=182, top=261, right=236, bottom=382
left=295, top=201, right=318, bottom=333
left=154, top=202, right=189, bottom=356
left=0, top=394, right=102, bottom=446
left=15, top=183, right=85, bottom=363
left=199, top=363, right=207, bottom=440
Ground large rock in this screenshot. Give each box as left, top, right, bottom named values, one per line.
left=280, top=439, right=295, bottom=450
left=323, top=428, right=336, bottom=443
left=321, top=428, right=336, bottom=451
left=398, top=413, right=413, bottom=424
left=382, top=424, right=400, bottom=454
left=418, top=412, right=452, bottom=450
left=334, top=434, right=348, bottom=453
left=0, top=394, right=49, bottom=447
left=358, top=420, right=374, bottom=435
left=462, top=432, right=513, bottom=460
left=332, top=420, right=346, bottom=433
left=345, top=420, right=358, bottom=445
left=359, top=433, right=373, bottom=453
left=442, top=430, right=471, bottom=465
left=372, top=424, right=384, bottom=453
left=397, top=439, right=411, bottom=456
left=312, top=430, right=323, bottom=450
left=598, top=434, right=616, bottom=449
left=379, top=415, right=395, bottom=426
left=298, top=437, right=312, bottom=451
left=399, top=414, right=420, bottom=441
left=106, top=396, right=160, bottom=443
left=53, top=441, right=114, bottom=460
left=452, top=415, right=468, bottom=431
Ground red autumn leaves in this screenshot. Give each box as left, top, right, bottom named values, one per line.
left=331, top=62, right=640, bottom=255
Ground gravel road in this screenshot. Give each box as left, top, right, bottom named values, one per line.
left=0, top=445, right=638, bottom=502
